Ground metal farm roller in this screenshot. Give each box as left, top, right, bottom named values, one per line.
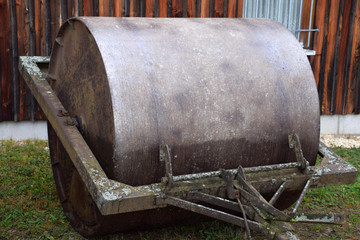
left=19, top=18, right=358, bottom=239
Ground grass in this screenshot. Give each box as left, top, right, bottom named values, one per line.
left=0, top=140, right=359, bottom=239
left=0, top=140, right=75, bottom=239
left=297, top=147, right=360, bottom=240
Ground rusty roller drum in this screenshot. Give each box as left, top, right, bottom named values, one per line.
left=47, top=17, right=320, bottom=236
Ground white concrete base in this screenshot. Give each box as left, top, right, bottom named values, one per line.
left=0, top=115, right=359, bottom=140
left=0, top=121, right=48, bottom=140
left=320, top=115, right=360, bottom=135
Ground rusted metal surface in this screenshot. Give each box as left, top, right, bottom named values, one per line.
left=47, top=17, right=320, bottom=187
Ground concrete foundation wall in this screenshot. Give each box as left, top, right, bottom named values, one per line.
left=0, top=121, right=48, bottom=140
left=0, top=115, right=359, bottom=140
left=320, top=115, right=360, bottom=135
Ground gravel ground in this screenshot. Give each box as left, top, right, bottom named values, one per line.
left=321, top=134, right=360, bottom=148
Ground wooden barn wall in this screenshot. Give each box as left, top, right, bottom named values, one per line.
left=0, top=0, right=359, bottom=122
left=309, top=0, right=360, bottom=114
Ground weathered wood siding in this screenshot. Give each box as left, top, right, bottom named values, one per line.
left=0, top=0, right=359, bottom=121
left=310, top=0, right=360, bottom=114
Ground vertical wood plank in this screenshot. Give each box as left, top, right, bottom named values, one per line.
left=130, top=0, right=139, bottom=16
left=223, top=0, right=227, bottom=17
left=159, top=0, right=167, bottom=17
left=182, top=0, right=187, bottom=17
left=0, top=5, right=2, bottom=120
left=322, top=0, right=340, bottom=114
left=44, top=0, right=52, bottom=55
left=44, top=0, right=50, bottom=55
left=237, top=0, right=242, bottom=18
left=93, top=0, right=99, bottom=15
left=109, top=0, right=114, bottom=16
left=167, top=0, right=171, bottom=17
left=124, top=0, right=129, bottom=16
left=310, top=0, right=326, bottom=88
left=140, top=0, right=145, bottom=16
left=68, top=0, right=74, bottom=18
left=69, top=0, right=77, bottom=17
left=83, top=0, right=94, bottom=16
left=28, top=0, right=36, bottom=120
left=209, top=0, right=214, bottom=17
left=329, top=0, right=345, bottom=114
left=317, top=0, right=331, bottom=114
left=34, top=0, right=44, bottom=56
left=341, top=0, right=356, bottom=113
left=146, top=0, right=154, bottom=17
left=348, top=0, right=360, bottom=113
left=355, top=54, right=360, bottom=113
left=9, top=0, right=19, bottom=121
left=227, top=0, right=236, bottom=17
left=28, top=0, right=35, bottom=56
left=0, top=43, right=2, bottom=120
left=17, top=0, right=32, bottom=121
left=61, top=0, right=68, bottom=23
left=172, top=0, right=182, bottom=17
left=35, top=0, right=45, bottom=119
left=187, top=0, right=195, bottom=17
left=153, top=0, right=159, bottom=16
left=201, top=0, right=209, bottom=17
left=99, top=0, right=110, bottom=16
left=300, top=0, right=311, bottom=45
left=335, top=0, right=352, bottom=113
left=78, top=0, right=84, bottom=15
left=214, top=0, right=224, bottom=17
left=0, top=0, right=12, bottom=121
left=114, top=0, right=124, bottom=16
left=50, top=0, right=61, bottom=48
left=195, top=0, right=200, bottom=17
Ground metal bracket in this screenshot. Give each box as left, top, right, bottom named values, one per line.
left=220, top=169, right=239, bottom=199
left=160, top=144, right=174, bottom=185
left=214, top=167, right=343, bottom=239
left=289, top=133, right=309, bottom=173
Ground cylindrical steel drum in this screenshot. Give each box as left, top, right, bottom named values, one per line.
left=47, top=17, right=320, bottom=236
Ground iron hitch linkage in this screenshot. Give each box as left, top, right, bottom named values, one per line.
left=165, top=134, right=348, bottom=240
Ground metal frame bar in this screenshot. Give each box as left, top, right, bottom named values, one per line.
left=243, top=0, right=248, bottom=18
left=296, top=29, right=319, bottom=32
left=165, top=196, right=264, bottom=233
left=307, top=0, right=315, bottom=48
left=19, top=56, right=358, bottom=218
left=277, top=0, right=282, bottom=22
left=297, top=0, right=303, bottom=40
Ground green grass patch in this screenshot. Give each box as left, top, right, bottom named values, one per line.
left=305, top=147, right=360, bottom=208
left=0, top=140, right=77, bottom=239
left=299, top=147, right=360, bottom=239
left=0, top=140, right=359, bottom=239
